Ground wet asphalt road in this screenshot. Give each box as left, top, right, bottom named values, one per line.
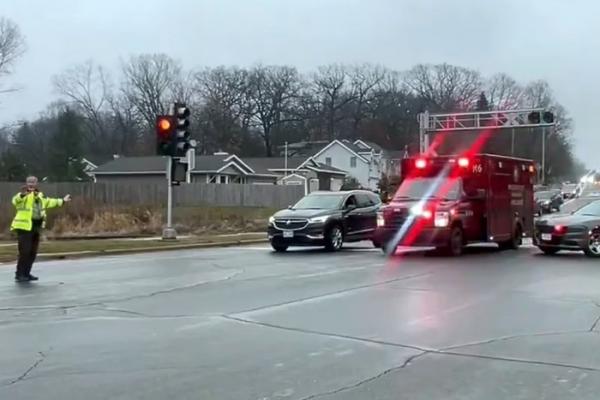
left=2, top=242, right=600, bottom=399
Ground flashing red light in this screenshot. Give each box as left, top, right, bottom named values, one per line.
left=458, top=157, right=469, bottom=167
left=554, top=225, right=566, bottom=234
left=157, top=118, right=172, bottom=134
left=422, top=210, right=433, bottom=219
left=415, top=158, right=427, bottom=169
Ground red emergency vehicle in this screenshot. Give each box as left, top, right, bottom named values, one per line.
left=373, top=154, right=535, bottom=256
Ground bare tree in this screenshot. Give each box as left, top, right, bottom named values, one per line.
left=247, top=65, right=301, bottom=156
left=194, top=66, right=250, bottom=154
left=0, top=17, right=26, bottom=92
left=121, top=54, right=183, bottom=128
left=404, top=63, right=482, bottom=111
left=106, top=92, right=145, bottom=155
left=486, top=73, right=523, bottom=110
left=522, top=80, right=554, bottom=109
left=348, top=64, right=386, bottom=138
left=313, top=64, right=356, bottom=141
left=53, top=61, right=111, bottom=144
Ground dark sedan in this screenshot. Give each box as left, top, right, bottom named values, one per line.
left=534, top=190, right=563, bottom=215
left=534, top=199, right=600, bottom=257
left=267, top=190, right=381, bottom=252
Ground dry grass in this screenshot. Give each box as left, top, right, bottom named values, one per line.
left=0, top=198, right=275, bottom=238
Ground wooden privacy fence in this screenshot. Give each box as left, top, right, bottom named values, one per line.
left=0, top=182, right=305, bottom=209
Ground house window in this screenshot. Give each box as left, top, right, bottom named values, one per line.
left=350, top=156, right=357, bottom=168
left=325, top=157, right=332, bottom=166
left=207, top=175, right=229, bottom=184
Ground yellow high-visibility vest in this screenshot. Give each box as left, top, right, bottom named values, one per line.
left=10, top=192, right=64, bottom=231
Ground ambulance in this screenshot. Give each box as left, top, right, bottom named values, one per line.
left=373, top=154, right=536, bottom=256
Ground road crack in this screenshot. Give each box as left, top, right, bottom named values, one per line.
left=0, top=266, right=244, bottom=316
left=220, top=314, right=430, bottom=352
left=298, top=351, right=430, bottom=400
left=5, top=351, right=47, bottom=386
left=442, top=330, right=590, bottom=351
left=231, top=271, right=431, bottom=315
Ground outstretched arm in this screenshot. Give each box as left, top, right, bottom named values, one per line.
left=43, top=194, right=71, bottom=209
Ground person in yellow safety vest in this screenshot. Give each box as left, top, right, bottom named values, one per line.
left=11, top=176, right=71, bottom=282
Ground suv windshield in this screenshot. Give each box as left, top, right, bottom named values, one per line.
left=574, top=200, right=600, bottom=216
left=293, top=194, right=345, bottom=210
left=394, top=178, right=462, bottom=201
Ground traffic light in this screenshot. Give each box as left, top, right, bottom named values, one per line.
left=543, top=111, right=554, bottom=123
left=156, top=115, right=175, bottom=156
left=527, top=110, right=555, bottom=125
left=527, top=111, right=541, bottom=124
left=174, top=103, right=191, bottom=157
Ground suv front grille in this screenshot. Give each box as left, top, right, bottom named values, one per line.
left=274, top=218, right=309, bottom=230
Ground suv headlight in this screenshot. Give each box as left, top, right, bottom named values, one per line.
left=309, top=215, right=328, bottom=224
left=434, top=211, right=450, bottom=227
left=268, top=216, right=275, bottom=225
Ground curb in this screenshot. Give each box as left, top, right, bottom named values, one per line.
left=4, top=238, right=269, bottom=263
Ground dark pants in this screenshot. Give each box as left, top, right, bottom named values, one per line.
left=15, top=221, right=42, bottom=277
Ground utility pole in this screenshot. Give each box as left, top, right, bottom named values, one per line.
left=541, top=126, right=546, bottom=185
left=284, top=141, right=288, bottom=176
left=511, top=127, right=515, bottom=156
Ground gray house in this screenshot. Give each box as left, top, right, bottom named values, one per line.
left=92, top=153, right=346, bottom=192
left=92, top=154, right=278, bottom=184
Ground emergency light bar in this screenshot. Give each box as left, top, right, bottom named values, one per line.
left=415, top=159, right=427, bottom=169
left=414, top=157, right=470, bottom=169
left=457, top=157, right=469, bottom=167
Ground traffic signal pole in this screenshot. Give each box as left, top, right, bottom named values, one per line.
left=158, top=102, right=193, bottom=240
left=541, top=126, right=546, bottom=185
left=163, top=147, right=177, bottom=240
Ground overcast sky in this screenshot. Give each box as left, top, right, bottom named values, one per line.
left=1, top=0, right=598, bottom=167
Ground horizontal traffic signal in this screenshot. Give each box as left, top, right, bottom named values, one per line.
left=527, top=110, right=554, bottom=125
left=543, top=111, right=554, bottom=123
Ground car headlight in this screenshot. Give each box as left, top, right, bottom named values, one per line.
left=268, top=216, right=275, bottom=225
left=410, top=205, right=432, bottom=219
left=434, top=211, right=450, bottom=227
left=542, top=200, right=550, bottom=205
left=309, top=215, right=328, bottom=224
left=377, top=213, right=385, bottom=227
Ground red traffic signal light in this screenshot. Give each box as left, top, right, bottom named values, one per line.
left=157, top=117, right=172, bottom=134
left=156, top=115, right=175, bottom=156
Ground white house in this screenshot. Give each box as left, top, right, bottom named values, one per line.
left=303, top=139, right=383, bottom=190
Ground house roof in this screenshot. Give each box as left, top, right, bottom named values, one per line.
left=354, top=139, right=384, bottom=153
left=308, top=140, right=370, bottom=164
left=93, top=156, right=168, bottom=174
left=340, top=139, right=366, bottom=154
left=245, top=157, right=346, bottom=175
left=93, top=155, right=249, bottom=175
left=93, top=154, right=345, bottom=177
left=244, top=157, right=306, bottom=174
